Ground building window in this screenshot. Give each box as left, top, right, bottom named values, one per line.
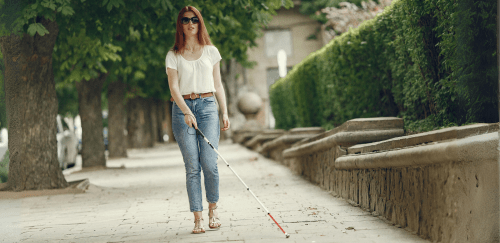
left=264, top=29, right=292, bottom=57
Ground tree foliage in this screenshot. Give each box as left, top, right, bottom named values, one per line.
left=1, top=0, right=294, bottom=118
left=0, top=0, right=76, bottom=37
left=299, top=0, right=380, bottom=24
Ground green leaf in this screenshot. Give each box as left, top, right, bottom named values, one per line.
left=60, top=6, right=75, bottom=16
left=160, top=0, right=167, bottom=10
left=27, top=23, right=50, bottom=36
left=165, top=0, right=173, bottom=10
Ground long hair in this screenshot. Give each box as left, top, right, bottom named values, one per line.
left=172, top=6, right=212, bottom=54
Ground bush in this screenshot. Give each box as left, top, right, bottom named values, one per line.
left=0, top=150, right=8, bottom=183
left=269, top=75, right=299, bottom=130
left=270, top=0, right=498, bottom=132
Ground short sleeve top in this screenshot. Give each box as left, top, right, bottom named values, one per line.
left=165, top=45, right=222, bottom=95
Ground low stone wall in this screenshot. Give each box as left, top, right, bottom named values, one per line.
left=278, top=118, right=499, bottom=243
left=260, top=127, right=324, bottom=162
left=283, top=117, right=404, bottom=176
left=244, top=129, right=285, bottom=151
left=334, top=127, right=498, bottom=243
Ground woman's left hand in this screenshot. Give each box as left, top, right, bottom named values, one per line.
left=221, top=114, right=230, bottom=131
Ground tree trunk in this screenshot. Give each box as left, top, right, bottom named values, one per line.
left=165, top=100, right=175, bottom=143
left=127, top=97, right=154, bottom=148
left=220, top=59, right=238, bottom=116
left=150, top=99, right=159, bottom=144
left=75, top=74, right=107, bottom=168
left=107, top=80, right=127, bottom=158
left=0, top=19, right=68, bottom=191
left=154, top=99, right=166, bottom=143
left=219, top=59, right=238, bottom=140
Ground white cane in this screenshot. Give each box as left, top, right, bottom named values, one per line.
left=195, top=128, right=290, bottom=238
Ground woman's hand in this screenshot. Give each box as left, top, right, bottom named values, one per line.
left=184, top=114, right=198, bottom=129
left=221, top=113, right=230, bottom=131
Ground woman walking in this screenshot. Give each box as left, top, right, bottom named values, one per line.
left=165, top=6, right=230, bottom=234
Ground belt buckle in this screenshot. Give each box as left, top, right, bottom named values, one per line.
left=189, top=93, right=197, bottom=100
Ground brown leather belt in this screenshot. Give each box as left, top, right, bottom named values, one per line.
left=170, top=92, right=213, bottom=102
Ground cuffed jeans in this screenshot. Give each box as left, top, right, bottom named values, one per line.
left=172, top=96, right=220, bottom=212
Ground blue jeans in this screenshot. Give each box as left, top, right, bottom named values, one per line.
left=172, top=96, right=220, bottom=212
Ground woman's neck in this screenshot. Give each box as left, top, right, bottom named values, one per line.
left=185, top=36, right=199, bottom=50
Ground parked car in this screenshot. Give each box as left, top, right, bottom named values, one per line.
left=57, top=115, right=78, bottom=170
left=103, top=127, right=108, bottom=151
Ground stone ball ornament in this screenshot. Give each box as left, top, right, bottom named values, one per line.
left=237, top=92, right=262, bottom=116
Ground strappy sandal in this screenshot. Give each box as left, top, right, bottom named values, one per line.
left=208, top=206, right=221, bottom=229
left=192, top=218, right=205, bottom=234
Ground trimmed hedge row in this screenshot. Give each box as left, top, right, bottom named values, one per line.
left=270, top=0, right=498, bottom=131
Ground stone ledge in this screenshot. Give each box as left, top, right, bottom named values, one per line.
left=232, top=129, right=264, bottom=144
left=260, top=127, right=324, bottom=153
left=293, top=117, right=403, bottom=147
left=283, top=129, right=404, bottom=158
left=336, top=132, right=498, bottom=170
left=288, top=127, right=325, bottom=135
left=261, top=134, right=316, bottom=153
left=244, top=130, right=285, bottom=148
left=348, top=123, right=498, bottom=155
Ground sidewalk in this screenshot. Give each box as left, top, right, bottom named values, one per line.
left=1, top=141, right=429, bottom=243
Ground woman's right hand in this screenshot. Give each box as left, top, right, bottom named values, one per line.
left=184, top=114, right=198, bottom=129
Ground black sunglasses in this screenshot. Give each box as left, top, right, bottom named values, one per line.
left=181, top=17, right=199, bottom=25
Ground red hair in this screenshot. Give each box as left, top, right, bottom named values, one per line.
left=172, top=6, right=212, bottom=54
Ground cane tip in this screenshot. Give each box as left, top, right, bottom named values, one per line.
left=285, top=233, right=290, bottom=238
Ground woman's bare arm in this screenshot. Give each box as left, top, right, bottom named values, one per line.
left=167, top=67, right=197, bottom=129
left=213, top=61, right=230, bottom=131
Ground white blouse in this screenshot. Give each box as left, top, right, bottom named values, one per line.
left=165, top=45, right=222, bottom=95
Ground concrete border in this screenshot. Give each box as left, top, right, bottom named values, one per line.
left=293, top=117, right=403, bottom=147
left=244, top=130, right=285, bottom=149
left=0, top=178, right=89, bottom=199
left=261, top=134, right=315, bottom=153
left=348, top=123, right=498, bottom=155
left=283, top=129, right=404, bottom=158
left=336, top=132, right=498, bottom=169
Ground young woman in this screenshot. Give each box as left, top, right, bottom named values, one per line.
left=165, top=6, right=230, bottom=234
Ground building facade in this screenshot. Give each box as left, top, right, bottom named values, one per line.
left=245, top=2, right=324, bottom=128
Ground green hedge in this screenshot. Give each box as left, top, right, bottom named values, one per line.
left=270, top=0, right=498, bottom=132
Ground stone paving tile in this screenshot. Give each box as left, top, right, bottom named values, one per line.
left=1, top=142, right=429, bottom=243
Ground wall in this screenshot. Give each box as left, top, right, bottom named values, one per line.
left=245, top=4, right=323, bottom=128
left=278, top=120, right=499, bottom=242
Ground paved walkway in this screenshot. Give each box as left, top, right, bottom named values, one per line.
left=1, top=142, right=429, bottom=243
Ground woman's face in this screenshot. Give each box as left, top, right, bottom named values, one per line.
left=182, top=11, right=199, bottom=37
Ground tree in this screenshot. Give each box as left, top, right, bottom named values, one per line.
left=55, top=29, right=122, bottom=168
left=299, top=0, right=381, bottom=23
left=0, top=0, right=125, bottom=189
left=0, top=0, right=77, bottom=191
left=0, top=48, right=7, bottom=129
left=321, top=0, right=392, bottom=42
left=118, top=0, right=294, bottom=148
left=0, top=0, right=293, bottom=190
left=106, top=79, right=128, bottom=157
